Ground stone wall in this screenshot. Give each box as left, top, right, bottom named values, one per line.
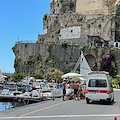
left=50, top=0, right=117, bottom=15
left=13, top=42, right=120, bottom=76
left=59, top=26, right=81, bottom=40
left=13, top=43, right=80, bottom=74
left=76, top=0, right=116, bottom=15
left=50, top=0, right=76, bottom=15
left=41, top=13, right=115, bottom=46
left=76, top=0, right=105, bottom=15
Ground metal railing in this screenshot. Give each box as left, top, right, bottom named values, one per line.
left=16, top=40, right=37, bottom=44
left=15, top=40, right=114, bottom=48
left=43, top=41, right=86, bottom=46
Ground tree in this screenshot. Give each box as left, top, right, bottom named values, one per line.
left=46, top=68, right=64, bottom=83
left=32, top=73, right=44, bottom=79
left=12, top=73, right=26, bottom=82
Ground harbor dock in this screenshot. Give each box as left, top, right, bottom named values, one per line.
left=0, top=94, right=47, bottom=105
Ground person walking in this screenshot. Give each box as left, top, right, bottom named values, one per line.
left=78, top=81, right=82, bottom=100
left=82, top=82, right=86, bottom=99
left=73, top=81, right=79, bottom=100
left=62, top=79, right=67, bottom=101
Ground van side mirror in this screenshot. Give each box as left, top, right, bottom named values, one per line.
left=113, top=86, right=116, bottom=88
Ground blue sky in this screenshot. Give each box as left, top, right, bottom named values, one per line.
left=0, top=0, right=51, bottom=73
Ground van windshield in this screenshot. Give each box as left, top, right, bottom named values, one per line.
left=88, top=79, right=107, bottom=87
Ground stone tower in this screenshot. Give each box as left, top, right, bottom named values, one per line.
left=50, top=0, right=77, bottom=14
left=76, top=0, right=117, bottom=15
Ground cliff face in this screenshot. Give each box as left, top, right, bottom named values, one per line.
left=13, top=42, right=120, bottom=76
left=13, top=0, right=120, bottom=76
left=13, top=43, right=79, bottom=74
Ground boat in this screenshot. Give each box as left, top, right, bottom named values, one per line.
left=62, top=51, right=91, bottom=81
left=0, top=69, right=7, bottom=82
left=4, top=83, right=18, bottom=91
left=80, top=51, right=92, bottom=79
left=0, top=70, right=7, bottom=90
left=0, top=89, right=11, bottom=95
left=40, top=83, right=63, bottom=98
left=17, top=83, right=32, bottom=92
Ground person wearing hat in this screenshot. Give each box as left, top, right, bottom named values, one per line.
left=62, top=79, right=67, bottom=101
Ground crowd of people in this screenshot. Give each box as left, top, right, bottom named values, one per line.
left=62, top=79, right=86, bottom=101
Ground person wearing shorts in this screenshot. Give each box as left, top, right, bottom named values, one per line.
left=74, top=89, right=78, bottom=95
left=73, top=81, right=79, bottom=100
left=62, top=79, right=67, bottom=101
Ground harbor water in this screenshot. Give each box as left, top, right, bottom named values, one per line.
left=0, top=101, right=25, bottom=112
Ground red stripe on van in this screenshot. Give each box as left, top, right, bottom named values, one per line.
left=86, top=90, right=88, bottom=94
left=99, top=90, right=107, bottom=93
left=86, top=90, right=111, bottom=94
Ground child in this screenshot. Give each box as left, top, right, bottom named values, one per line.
left=66, top=85, right=72, bottom=100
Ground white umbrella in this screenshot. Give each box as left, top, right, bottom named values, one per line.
left=61, top=73, right=82, bottom=79
left=79, top=77, right=87, bottom=81
left=2, top=75, right=7, bottom=78
left=72, top=77, right=87, bottom=81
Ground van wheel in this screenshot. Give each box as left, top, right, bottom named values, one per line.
left=112, top=98, right=114, bottom=103
left=107, top=100, right=111, bottom=105
left=86, top=99, right=90, bottom=104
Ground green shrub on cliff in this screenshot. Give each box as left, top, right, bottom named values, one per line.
left=61, top=40, right=68, bottom=48
left=90, top=20, right=96, bottom=24
left=24, top=43, right=28, bottom=47
left=47, top=44, right=52, bottom=52
left=32, top=73, right=44, bottom=79
left=44, top=57, right=51, bottom=64
left=12, top=46, right=15, bottom=50
left=46, top=68, right=64, bottom=83
left=88, top=46, right=96, bottom=50
left=12, top=73, right=26, bottom=82
left=43, top=13, right=48, bottom=21
left=79, top=46, right=84, bottom=51
left=27, top=58, right=34, bottom=65
left=69, top=2, right=75, bottom=9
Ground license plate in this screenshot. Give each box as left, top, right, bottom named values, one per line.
left=89, top=91, right=96, bottom=94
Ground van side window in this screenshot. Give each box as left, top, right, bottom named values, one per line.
left=88, top=79, right=96, bottom=87
left=88, top=79, right=107, bottom=87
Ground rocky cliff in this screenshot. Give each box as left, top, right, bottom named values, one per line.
left=13, top=0, right=120, bottom=76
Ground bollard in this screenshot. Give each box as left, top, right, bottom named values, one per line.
left=52, top=96, right=55, bottom=100
left=114, top=117, right=117, bottom=120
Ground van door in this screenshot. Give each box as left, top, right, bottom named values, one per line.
left=109, top=81, right=114, bottom=101
left=88, top=79, right=108, bottom=100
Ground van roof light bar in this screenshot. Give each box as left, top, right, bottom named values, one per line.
left=88, top=71, right=109, bottom=75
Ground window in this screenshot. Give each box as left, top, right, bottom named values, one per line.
left=116, top=43, right=118, bottom=47
left=49, top=86, right=54, bottom=88
left=88, top=79, right=107, bottom=87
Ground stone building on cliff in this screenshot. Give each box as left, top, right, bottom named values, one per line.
left=41, top=0, right=119, bottom=47
left=50, top=0, right=117, bottom=15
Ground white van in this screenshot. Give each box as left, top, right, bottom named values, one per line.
left=86, top=71, right=114, bottom=104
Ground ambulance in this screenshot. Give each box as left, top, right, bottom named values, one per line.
left=86, top=71, right=114, bottom=104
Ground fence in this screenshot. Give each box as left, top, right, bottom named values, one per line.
left=16, top=40, right=114, bottom=48
left=16, top=40, right=37, bottom=44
